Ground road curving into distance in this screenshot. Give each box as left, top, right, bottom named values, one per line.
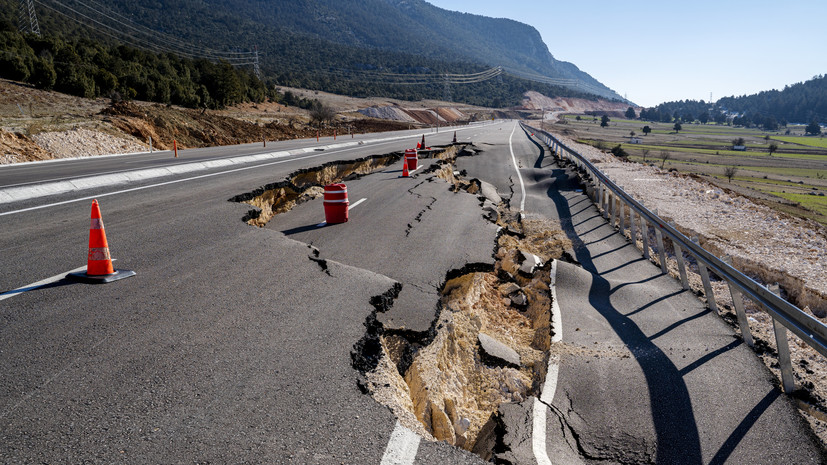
left=0, top=120, right=823, bottom=463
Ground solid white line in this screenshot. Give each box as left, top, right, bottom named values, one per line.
left=350, top=198, right=367, bottom=209
left=0, top=143, right=385, bottom=217
left=380, top=421, right=420, bottom=465
left=508, top=122, right=527, bottom=212
left=0, top=265, right=87, bottom=301
left=533, top=259, right=564, bottom=465
left=533, top=398, right=553, bottom=465
left=1, top=123, right=500, bottom=204
left=316, top=197, right=367, bottom=227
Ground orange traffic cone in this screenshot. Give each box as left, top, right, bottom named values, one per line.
left=401, top=156, right=410, bottom=178
left=68, top=200, right=136, bottom=284
left=420, top=135, right=425, bottom=149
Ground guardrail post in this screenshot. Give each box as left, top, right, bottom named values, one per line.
left=669, top=221, right=690, bottom=290
left=641, top=215, right=651, bottom=260
left=692, top=236, right=718, bottom=314
left=610, top=193, right=617, bottom=227
left=601, top=187, right=606, bottom=216
left=603, top=190, right=610, bottom=220
left=630, top=209, right=637, bottom=250
left=769, top=283, right=796, bottom=393
left=653, top=209, right=668, bottom=273
left=767, top=283, right=795, bottom=394
left=723, top=255, right=753, bottom=348
left=618, top=198, right=625, bottom=233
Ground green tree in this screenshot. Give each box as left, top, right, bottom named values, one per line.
left=642, top=125, right=651, bottom=136
left=768, top=142, right=778, bottom=156
left=724, top=166, right=738, bottom=182
left=673, top=122, right=682, bottom=133
left=806, top=120, right=822, bottom=135
left=29, top=57, right=56, bottom=89
left=698, top=112, right=709, bottom=124
left=625, top=106, right=636, bottom=119
left=600, top=115, right=610, bottom=128
left=610, top=144, right=628, bottom=159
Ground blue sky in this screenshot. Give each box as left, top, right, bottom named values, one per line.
left=427, top=0, right=827, bottom=107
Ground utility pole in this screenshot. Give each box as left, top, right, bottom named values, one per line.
left=253, top=45, right=261, bottom=80
left=442, top=74, right=451, bottom=102
left=18, top=0, right=40, bottom=36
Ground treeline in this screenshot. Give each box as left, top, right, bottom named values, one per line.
left=718, top=75, right=827, bottom=125
left=0, top=23, right=268, bottom=108
left=640, top=75, right=827, bottom=129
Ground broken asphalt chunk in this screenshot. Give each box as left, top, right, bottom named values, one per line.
left=478, top=332, right=521, bottom=367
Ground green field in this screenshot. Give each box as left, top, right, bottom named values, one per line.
left=771, top=135, right=827, bottom=148
left=546, top=113, right=827, bottom=224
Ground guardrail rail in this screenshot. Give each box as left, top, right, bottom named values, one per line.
left=523, top=122, right=827, bottom=394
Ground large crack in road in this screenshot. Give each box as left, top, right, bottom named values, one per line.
left=229, top=142, right=576, bottom=461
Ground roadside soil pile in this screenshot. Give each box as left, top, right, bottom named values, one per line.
left=32, top=127, right=146, bottom=159
left=522, top=91, right=634, bottom=116
left=0, top=129, right=51, bottom=164
left=549, top=130, right=827, bottom=442
left=357, top=104, right=467, bottom=125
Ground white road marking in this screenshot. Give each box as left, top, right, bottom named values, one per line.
left=533, top=259, right=563, bottom=465
left=508, top=122, right=527, bottom=212
left=316, top=197, right=367, bottom=227
left=0, top=122, right=508, bottom=216
left=381, top=421, right=420, bottom=465
left=0, top=144, right=385, bottom=217
left=533, top=398, right=553, bottom=465
left=0, top=264, right=87, bottom=301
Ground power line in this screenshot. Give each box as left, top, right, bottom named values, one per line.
left=18, top=0, right=41, bottom=35
left=34, top=0, right=256, bottom=65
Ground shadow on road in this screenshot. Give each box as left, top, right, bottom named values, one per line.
left=545, top=160, right=705, bottom=464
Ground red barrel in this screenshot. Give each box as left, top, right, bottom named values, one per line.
left=323, top=183, right=349, bottom=224
left=405, top=148, right=418, bottom=171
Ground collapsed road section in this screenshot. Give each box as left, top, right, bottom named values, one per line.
left=229, top=142, right=574, bottom=460
left=353, top=211, right=573, bottom=460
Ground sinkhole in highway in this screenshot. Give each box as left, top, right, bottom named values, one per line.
left=230, top=144, right=572, bottom=457
left=354, top=216, right=572, bottom=458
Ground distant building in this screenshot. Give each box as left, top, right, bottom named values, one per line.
left=733, top=145, right=746, bottom=151
left=629, top=137, right=643, bottom=144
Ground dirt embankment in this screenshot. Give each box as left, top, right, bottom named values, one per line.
left=102, top=101, right=412, bottom=151
left=522, top=91, right=633, bottom=116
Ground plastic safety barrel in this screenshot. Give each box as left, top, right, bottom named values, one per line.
left=405, top=148, right=418, bottom=171
left=323, top=183, right=349, bottom=224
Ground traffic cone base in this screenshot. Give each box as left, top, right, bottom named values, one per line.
left=67, top=268, right=136, bottom=284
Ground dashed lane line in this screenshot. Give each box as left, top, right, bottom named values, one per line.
left=315, top=197, right=367, bottom=227
left=0, top=265, right=88, bottom=301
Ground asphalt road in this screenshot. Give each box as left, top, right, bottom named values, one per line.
left=0, top=124, right=495, bottom=464
left=1, top=120, right=824, bottom=464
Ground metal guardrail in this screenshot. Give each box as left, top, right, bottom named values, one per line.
left=523, top=122, right=827, bottom=393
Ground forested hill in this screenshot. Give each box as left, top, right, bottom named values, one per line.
left=642, top=75, right=827, bottom=127
left=717, top=75, right=827, bottom=125
left=9, top=0, right=620, bottom=102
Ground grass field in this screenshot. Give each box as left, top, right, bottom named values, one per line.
left=546, top=113, right=827, bottom=224
left=771, top=135, right=827, bottom=148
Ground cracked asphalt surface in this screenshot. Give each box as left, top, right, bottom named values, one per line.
left=0, top=126, right=491, bottom=463
left=1, top=120, right=825, bottom=463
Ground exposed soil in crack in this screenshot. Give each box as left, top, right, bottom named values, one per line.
left=352, top=198, right=573, bottom=459
left=229, top=145, right=465, bottom=227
